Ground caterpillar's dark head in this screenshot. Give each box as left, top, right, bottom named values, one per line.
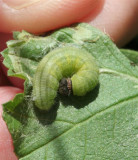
left=58, top=78, right=72, bottom=96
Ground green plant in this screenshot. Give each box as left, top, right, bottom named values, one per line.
left=1, top=23, right=138, bottom=160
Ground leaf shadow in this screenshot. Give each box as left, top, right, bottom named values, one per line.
left=33, top=99, right=59, bottom=125
left=59, top=84, right=100, bottom=109
left=32, top=102, right=73, bottom=160
left=45, top=126, right=73, bottom=160
left=32, top=85, right=99, bottom=160
left=34, top=84, right=100, bottom=126
left=5, top=84, right=99, bottom=159
left=33, top=84, right=99, bottom=126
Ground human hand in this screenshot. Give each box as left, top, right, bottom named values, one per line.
left=0, top=0, right=138, bottom=159
left=0, top=87, right=22, bottom=160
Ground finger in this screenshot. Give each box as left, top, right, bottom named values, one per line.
left=0, top=32, right=13, bottom=51
left=84, top=0, right=138, bottom=46
left=0, top=65, right=11, bottom=86
left=0, top=63, right=24, bottom=89
left=0, top=86, right=23, bottom=160
left=0, top=0, right=103, bottom=88
left=0, top=0, right=103, bottom=33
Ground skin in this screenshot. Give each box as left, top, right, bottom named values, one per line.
left=0, top=87, right=22, bottom=160
left=0, top=0, right=138, bottom=159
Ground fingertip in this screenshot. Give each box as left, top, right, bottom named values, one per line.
left=87, top=0, right=138, bottom=46
left=0, top=0, right=104, bottom=33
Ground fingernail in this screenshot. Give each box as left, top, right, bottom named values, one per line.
left=3, top=0, right=41, bottom=9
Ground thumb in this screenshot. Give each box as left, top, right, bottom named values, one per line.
left=0, top=0, right=103, bottom=33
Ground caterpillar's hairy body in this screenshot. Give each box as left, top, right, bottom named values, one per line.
left=33, top=47, right=99, bottom=111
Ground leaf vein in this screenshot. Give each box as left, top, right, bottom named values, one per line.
left=21, top=94, right=138, bottom=158
left=100, top=68, right=138, bottom=83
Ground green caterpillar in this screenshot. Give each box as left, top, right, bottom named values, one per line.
left=33, top=47, right=99, bottom=111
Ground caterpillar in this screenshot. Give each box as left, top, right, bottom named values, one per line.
left=33, top=47, right=99, bottom=111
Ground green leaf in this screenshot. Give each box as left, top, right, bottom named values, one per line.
left=1, top=23, right=138, bottom=160
left=121, top=49, right=138, bottom=65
